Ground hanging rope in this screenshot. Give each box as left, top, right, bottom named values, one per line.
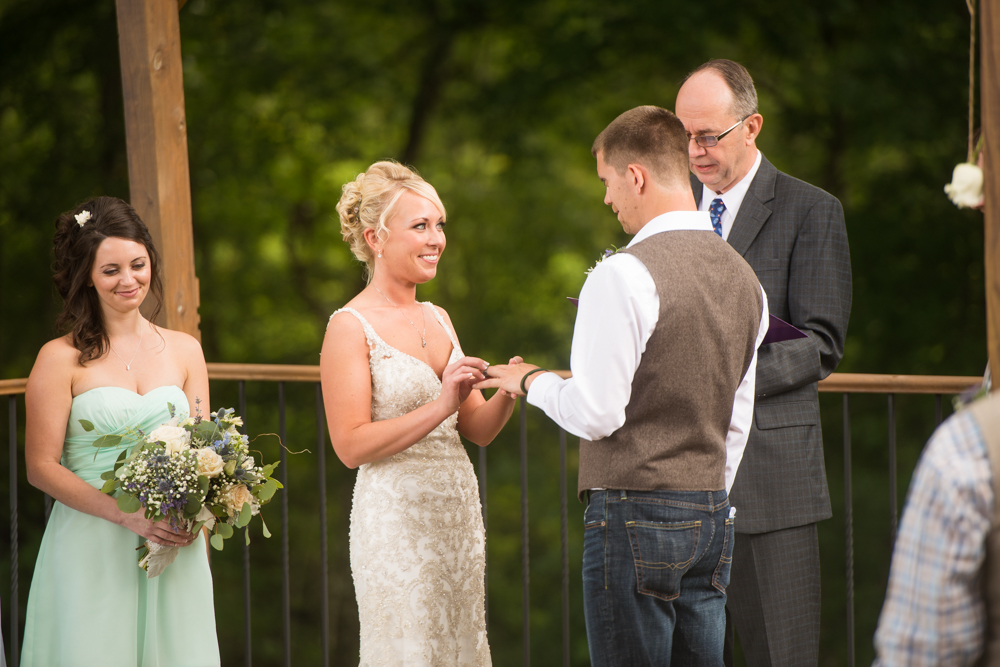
left=967, top=0, right=977, bottom=163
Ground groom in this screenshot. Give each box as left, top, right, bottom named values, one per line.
left=479, top=105, right=769, bottom=665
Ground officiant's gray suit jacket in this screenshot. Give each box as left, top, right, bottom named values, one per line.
left=692, top=155, right=852, bottom=534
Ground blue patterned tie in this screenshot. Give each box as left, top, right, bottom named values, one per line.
left=709, top=198, right=726, bottom=237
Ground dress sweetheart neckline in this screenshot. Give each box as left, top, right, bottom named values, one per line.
left=336, top=306, right=455, bottom=382
left=72, top=385, right=182, bottom=401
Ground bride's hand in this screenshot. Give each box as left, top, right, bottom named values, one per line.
left=437, top=356, right=490, bottom=413
left=120, top=512, right=198, bottom=547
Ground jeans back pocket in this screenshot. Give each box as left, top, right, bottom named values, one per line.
left=625, top=520, right=701, bottom=601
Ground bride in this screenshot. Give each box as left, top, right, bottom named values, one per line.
left=321, top=161, right=515, bottom=666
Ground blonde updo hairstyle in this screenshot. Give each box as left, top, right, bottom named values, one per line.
left=336, top=161, right=446, bottom=282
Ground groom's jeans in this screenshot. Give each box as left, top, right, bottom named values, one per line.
left=583, top=489, right=734, bottom=667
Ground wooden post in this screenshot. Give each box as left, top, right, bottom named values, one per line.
left=116, top=0, right=200, bottom=339
left=984, top=0, right=1000, bottom=387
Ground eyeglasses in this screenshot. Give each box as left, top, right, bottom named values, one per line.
left=690, top=115, right=750, bottom=148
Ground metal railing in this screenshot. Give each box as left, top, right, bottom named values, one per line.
left=0, top=368, right=982, bottom=666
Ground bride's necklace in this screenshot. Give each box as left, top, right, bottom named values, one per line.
left=109, top=321, right=144, bottom=371
left=374, top=286, right=426, bottom=347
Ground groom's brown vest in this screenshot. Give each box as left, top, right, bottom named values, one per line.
left=577, top=230, right=763, bottom=498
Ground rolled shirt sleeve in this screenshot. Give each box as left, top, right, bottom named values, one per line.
left=527, top=253, right=656, bottom=441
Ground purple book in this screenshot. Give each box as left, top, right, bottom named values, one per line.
left=566, top=297, right=807, bottom=345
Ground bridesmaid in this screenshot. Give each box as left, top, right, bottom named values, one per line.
left=22, top=197, right=220, bottom=666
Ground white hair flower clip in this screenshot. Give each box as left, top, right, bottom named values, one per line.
left=75, top=211, right=92, bottom=227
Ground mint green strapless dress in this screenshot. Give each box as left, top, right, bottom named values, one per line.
left=21, top=386, right=220, bottom=667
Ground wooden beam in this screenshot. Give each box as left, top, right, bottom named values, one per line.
left=116, top=0, right=200, bottom=339
left=984, top=0, right=1000, bottom=388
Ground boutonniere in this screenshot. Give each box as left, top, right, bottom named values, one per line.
left=585, top=245, right=624, bottom=274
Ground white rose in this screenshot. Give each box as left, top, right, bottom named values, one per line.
left=195, top=448, right=225, bottom=478
left=944, top=162, right=984, bottom=208
left=148, top=425, right=191, bottom=456
left=221, top=484, right=256, bottom=517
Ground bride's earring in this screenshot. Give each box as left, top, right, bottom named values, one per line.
left=377, top=249, right=382, bottom=258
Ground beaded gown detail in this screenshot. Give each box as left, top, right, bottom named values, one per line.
left=21, top=385, right=220, bottom=666
left=334, top=305, right=491, bottom=667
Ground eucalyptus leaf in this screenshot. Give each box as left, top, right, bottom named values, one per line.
left=217, top=523, right=234, bottom=539
left=100, top=479, right=117, bottom=494
left=92, top=434, right=123, bottom=449
left=235, top=502, right=252, bottom=528
left=196, top=421, right=220, bottom=441
left=257, top=479, right=278, bottom=502
left=198, top=475, right=209, bottom=495
left=184, top=493, right=202, bottom=516
left=210, top=534, right=224, bottom=551
left=210, top=504, right=228, bottom=518
left=100, top=470, right=115, bottom=481
left=244, top=527, right=251, bottom=546
left=79, top=419, right=96, bottom=432
left=117, top=494, right=141, bottom=513
left=260, top=514, right=271, bottom=539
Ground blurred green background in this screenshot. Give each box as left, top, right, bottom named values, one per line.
left=0, top=0, right=989, bottom=664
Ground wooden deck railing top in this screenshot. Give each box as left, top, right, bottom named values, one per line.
left=0, top=365, right=983, bottom=397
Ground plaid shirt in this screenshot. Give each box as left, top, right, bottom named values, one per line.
left=874, top=410, right=990, bottom=666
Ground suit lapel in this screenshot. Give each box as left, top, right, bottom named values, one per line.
left=727, top=155, right=776, bottom=257
left=690, top=173, right=704, bottom=207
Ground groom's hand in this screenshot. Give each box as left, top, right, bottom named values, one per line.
left=475, top=361, right=543, bottom=397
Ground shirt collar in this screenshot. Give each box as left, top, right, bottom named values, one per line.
left=699, top=149, right=762, bottom=216
left=628, top=210, right=713, bottom=247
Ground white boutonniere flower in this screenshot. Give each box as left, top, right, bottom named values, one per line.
left=74, top=210, right=92, bottom=227
left=944, top=163, right=984, bottom=209
left=586, top=246, right=623, bottom=275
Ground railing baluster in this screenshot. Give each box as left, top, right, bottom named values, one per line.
left=279, top=382, right=291, bottom=667
left=43, top=495, right=51, bottom=524
left=559, top=429, right=569, bottom=667
left=316, top=384, right=329, bottom=667
left=843, top=394, right=854, bottom=667
left=935, top=394, right=943, bottom=426
left=239, top=381, right=251, bottom=667
left=479, top=439, right=488, bottom=628
left=520, top=397, right=529, bottom=667
left=10, top=395, right=19, bottom=667
left=888, top=393, right=898, bottom=546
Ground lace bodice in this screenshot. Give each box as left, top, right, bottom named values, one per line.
left=333, top=304, right=463, bottom=464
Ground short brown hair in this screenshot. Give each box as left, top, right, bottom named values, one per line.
left=591, top=105, right=690, bottom=184
left=683, top=59, right=758, bottom=120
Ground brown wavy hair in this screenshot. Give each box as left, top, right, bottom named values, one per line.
left=52, top=196, right=164, bottom=365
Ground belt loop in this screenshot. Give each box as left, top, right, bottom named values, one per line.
left=620, top=489, right=627, bottom=501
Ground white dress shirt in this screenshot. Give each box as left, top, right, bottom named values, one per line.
left=527, top=210, right=769, bottom=493
left=697, top=149, right=762, bottom=241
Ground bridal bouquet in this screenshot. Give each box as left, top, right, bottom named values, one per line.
left=86, top=404, right=282, bottom=577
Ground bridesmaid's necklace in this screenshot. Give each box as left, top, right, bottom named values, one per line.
left=374, top=286, right=426, bottom=347
left=109, top=321, right=144, bottom=371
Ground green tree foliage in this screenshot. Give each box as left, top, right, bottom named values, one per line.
left=0, top=0, right=988, bottom=664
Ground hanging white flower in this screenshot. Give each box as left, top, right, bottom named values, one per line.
left=74, top=210, right=92, bottom=227
left=944, top=163, right=984, bottom=209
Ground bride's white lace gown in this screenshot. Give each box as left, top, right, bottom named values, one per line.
left=335, top=306, right=491, bottom=667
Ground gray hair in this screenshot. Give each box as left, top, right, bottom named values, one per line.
left=684, top=59, right=758, bottom=120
